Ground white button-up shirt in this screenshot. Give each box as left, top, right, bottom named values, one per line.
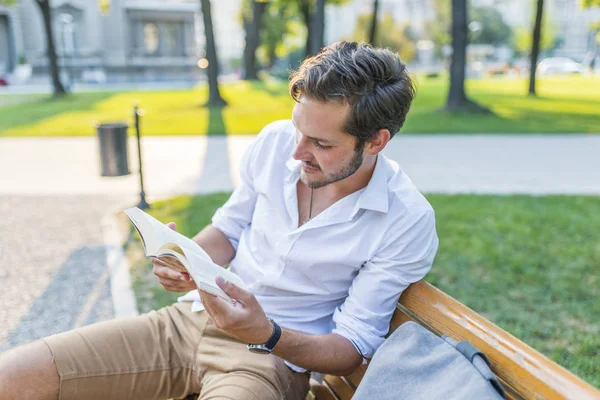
left=179, top=120, right=438, bottom=363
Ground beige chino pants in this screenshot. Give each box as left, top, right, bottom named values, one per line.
left=42, top=302, right=310, bottom=400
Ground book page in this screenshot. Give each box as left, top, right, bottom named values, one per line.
left=123, top=208, right=161, bottom=256
left=124, top=207, right=211, bottom=264
left=182, top=249, right=246, bottom=303
left=160, top=228, right=212, bottom=263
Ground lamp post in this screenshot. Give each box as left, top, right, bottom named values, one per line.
left=133, top=104, right=150, bottom=209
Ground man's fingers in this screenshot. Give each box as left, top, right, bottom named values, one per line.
left=158, top=277, right=193, bottom=292
left=167, top=222, right=176, bottom=231
left=152, top=263, right=185, bottom=281
left=199, top=289, right=235, bottom=328
left=215, top=276, right=252, bottom=304
left=199, top=290, right=218, bottom=316
left=180, top=271, right=192, bottom=281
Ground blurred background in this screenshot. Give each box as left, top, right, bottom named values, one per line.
left=0, top=0, right=599, bottom=392
left=0, top=0, right=599, bottom=87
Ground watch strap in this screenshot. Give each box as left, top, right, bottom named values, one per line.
left=247, top=318, right=281, bottom=353
left=263, top=318, right=281, bottom=351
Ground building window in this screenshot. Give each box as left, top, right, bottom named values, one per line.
left=162, top=23, right=181, bottom=57
left=143, top=23, right=159, bottom=55
left=137, top=21, right=185, bottom=57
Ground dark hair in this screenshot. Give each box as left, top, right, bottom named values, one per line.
left=289, top=41, right=416, bottom=146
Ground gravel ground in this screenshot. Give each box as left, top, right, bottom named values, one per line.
left=0, top=195, right=124, bottom=351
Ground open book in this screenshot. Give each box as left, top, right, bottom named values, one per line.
left=124, top=207, right=246, bottom=303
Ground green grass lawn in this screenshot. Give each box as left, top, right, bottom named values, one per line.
left=1, top=75, right=599, bottom=136
left=125, top=193, right=600, bottom=388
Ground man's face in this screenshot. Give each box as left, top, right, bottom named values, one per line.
left=291, top=97, right=365, bottom=189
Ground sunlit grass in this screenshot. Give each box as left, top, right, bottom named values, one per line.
left=1, top=75, right=599, bottom=136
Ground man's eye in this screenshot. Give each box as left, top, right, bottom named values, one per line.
left=315, top=142, right=331, bottom=150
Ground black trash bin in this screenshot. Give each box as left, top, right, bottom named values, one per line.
left=97, top=123, right=130, bottom=176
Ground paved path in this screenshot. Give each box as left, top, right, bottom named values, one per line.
left=1, top=135, right=599, bottom=197
left=1, top=134, right=598, bottom=352
left=0, top=195, right=123, bottom=351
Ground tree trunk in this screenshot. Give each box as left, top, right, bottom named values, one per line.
left=444, top=0, right=489, bottom=113
left=200, top=0, right=227, bottom=107
left=310, top=0, right=325, bottom=56
left=369, top=0, right=379, bottom=45
left=37, top=0, right=66, bottom=96
left=528, top=0, right=544, bottom=96
left=267, top=43, right=277, bottom=69
left=299, top=0, right=312, bottom=59
left=243, top=0, right=268, bottom=81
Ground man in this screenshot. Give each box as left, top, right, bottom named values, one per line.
left=0, top=41, right=438, bottom=400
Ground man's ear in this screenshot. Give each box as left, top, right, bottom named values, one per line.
left=365, top=128, right=391, bottom=155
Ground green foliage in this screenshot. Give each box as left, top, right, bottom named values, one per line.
left=351, top=12, right=416, bottom=62
left=469, top=6, right=513, bottom=46
left=0, top=0, right=17, bottom=5
left=582, top=0, right=600, bottom=38
left=128, top=193, right=600, bottom=388
left=513, top=8, right=556, bottom=55
left=580, top=0, right=600, bottom=7
left=257, top=0, right=305, bottom=68
left=423, top=0, right=451, bottom=59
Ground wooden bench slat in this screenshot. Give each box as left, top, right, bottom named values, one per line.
left=306, top=381, right=338, bottom=400
left=398, top=281, right=600, bottom=400
left=388, top=307, right=414, bottom=334
left=345, top=365, right=367, bottom=389
left=322, top=375, right=355, bottom=400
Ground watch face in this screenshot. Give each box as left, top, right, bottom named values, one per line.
left=248, top=345, right=271, bottom=355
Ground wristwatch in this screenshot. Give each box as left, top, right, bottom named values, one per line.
left=247, top=318, right=281, bottom=354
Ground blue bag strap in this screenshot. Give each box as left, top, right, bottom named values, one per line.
left=442, top=337, right=507, bottom=400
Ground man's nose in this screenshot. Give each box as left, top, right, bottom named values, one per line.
left=292, top=135, right=311, bottom=161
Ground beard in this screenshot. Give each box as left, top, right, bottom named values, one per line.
left=300, top=147, right=365, bottom=189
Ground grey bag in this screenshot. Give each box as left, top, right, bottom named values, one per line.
left=353, top=321, right=506, bottom=400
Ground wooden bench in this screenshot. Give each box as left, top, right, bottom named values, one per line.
left=308, top=281, right=600, bottom=400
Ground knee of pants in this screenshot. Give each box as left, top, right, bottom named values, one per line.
left=199, top=371, right=281, bottom=400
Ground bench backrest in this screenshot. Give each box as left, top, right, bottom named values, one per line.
left=311, top=281, right=600, bottom=400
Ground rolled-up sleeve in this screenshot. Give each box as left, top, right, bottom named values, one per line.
left=211, top=132, right=265, bottom=251
left=332, top=209, right=439, bottom=359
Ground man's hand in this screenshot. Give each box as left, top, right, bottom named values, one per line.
left=152, top=222, right=197, bottom=293
left=199, top=277, right=273, bottom=345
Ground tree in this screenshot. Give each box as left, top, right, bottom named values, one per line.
left=1, top=0, right=66, bottom=96
left=352, top=12, right=416, bottom=62
left=242, top=0, right=269, bottom=80
left=581, top=0, right=600, bottom=49
left=200, top=0, right=227, bottom=107
left=424, top=0, right=451, bottom=60
left=297, top=0, right=324, bottom=57
left=368, top=0, right=379, bottom=46
left=528, top=0, right=544, bottom=96
left=513, top=19, right=554, bottom=56
left=580, top=0, right=600, bottom=7
left=311, top=0, right=326, bottom=56
left=258, top=0, right=303, bottom=69
left=445, top=0, right=489, bottom=112
left=293, top=0, right=348, bottom=58
left=469, top=6, right=512, bottom=46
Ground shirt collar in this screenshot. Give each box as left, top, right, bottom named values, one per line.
left=285, top=153, right=390, bottom=214
left=285, top=157, right=302, bottom=182
left=354, top=153, right=389, bottom=214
